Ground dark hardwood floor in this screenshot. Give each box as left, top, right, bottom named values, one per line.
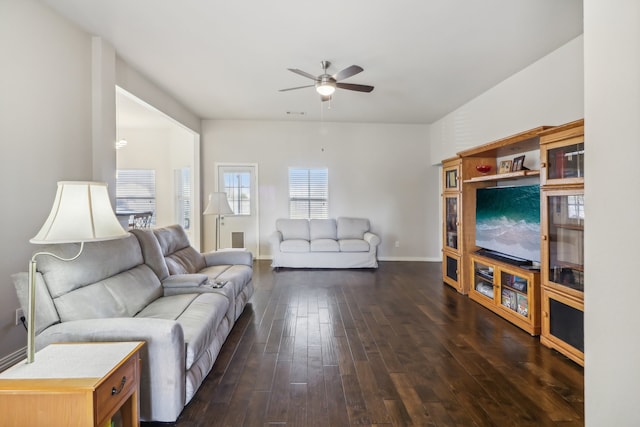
left=147, top=260, right=584, bottom=427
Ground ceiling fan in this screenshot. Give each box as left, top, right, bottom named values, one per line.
left=279, top=60, right=374, bottom=102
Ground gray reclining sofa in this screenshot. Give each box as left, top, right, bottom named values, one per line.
left=12, top=224, right=253, bottom=422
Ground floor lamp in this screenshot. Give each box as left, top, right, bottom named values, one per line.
left=203, top=192, right=233, bottom=251
left=26, top=181, right=128, bottom=363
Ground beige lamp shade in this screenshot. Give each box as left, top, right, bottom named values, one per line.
left=30, top=181, right=129, bottom=244
left=203, top=192, right=233, bottom=216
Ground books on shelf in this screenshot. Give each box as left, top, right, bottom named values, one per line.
left=501, top=288, right=517, bottom=311
left=511, top=277, right=527, bottom=292
left=517, top=294, right=528, bottom=317
left=502, top=273, right=527, bottom=293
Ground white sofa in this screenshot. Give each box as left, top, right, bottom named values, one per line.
left=12, top=224, right=253, bottom=422
left=270, top=217, right=380, bottom=268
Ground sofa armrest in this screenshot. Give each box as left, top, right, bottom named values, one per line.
left=37, top=318, right=186, bottom=422
left=364, top=231, right=381, bottom=247
left=269, top=230, right=283, bottom=252
left=203, top=250, right=253, bottom=267
left=162, top=274, right=209, bottom=288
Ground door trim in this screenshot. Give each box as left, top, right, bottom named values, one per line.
left=215, top=162, right=260, bottom=258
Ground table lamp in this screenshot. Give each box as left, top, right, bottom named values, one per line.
left=26, top=181, right=128, bottom=363
left=203, top=192, right=233, bottom=251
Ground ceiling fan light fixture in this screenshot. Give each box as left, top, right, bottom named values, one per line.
left=316, top=76, right=336, bottom=96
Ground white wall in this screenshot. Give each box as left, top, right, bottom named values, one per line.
left=0, top=0, right=201, bottom=359
left=584, top=1, right=640, bottom=424
left=116, top=58, right=201, bottom=135
left=117, top=126, right=196, bottom=240
left=430, top=35, right=584, bottom=162
left=201, top=120, right=438, bottom=260
left=0, top=0, right=93, bottom=357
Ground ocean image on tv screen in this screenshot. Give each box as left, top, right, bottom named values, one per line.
left=476, top=185, right=540, bottom=262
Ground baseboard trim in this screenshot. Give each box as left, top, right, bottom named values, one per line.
left=0, top=346, right=26, bottom=372
left=378, top=256, right=440, bottom=262
left=256, top=255, right=440, bottom=263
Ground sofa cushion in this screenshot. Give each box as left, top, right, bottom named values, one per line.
left=337, top=217, right=370, bottom=239
left=210, top=265, right=254, bottom=298
left=53, top=264, right=163, bottom=322
left=153, top=225, right=207, bottom=274
left=131, top=228, right=170, bottom=280
left=309, top=219, right=337, bottom=240
left=136, top=293, right=229, bottom=370
left=165, top=247, right=207, bottom=275
left=310, top=239, right=340, bottom=252
left=339, top=239, right=370, bottom=252
left=12, top=272, right=60, bottom=334
left=36, top=235, right=145, bottom=298
left=31, top=235, right=163, bottom=322
left=280, top=239, right=310, bottom=253
left=276, top=219, right=309, bottom=241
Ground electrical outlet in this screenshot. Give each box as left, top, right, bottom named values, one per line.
left=395, top=241, right=400, bottom=248
left=15, top=308, right=24, bottom=326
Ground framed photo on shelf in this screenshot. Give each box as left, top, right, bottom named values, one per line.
left=498, top=160, right=512, bottom=174
left=512, top=155, right=525, bottom=171
left=446, top=170, right=457, bottom=188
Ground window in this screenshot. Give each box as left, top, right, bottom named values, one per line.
left=116, top=169, right=156, bottom=224
left=223, top=172, right=251, bottom=215
left=289, top=168, right=328, bottom=219
left=175, top=167, right=191, bottom=229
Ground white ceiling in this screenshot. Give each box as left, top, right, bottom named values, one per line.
left=40, top=0, right=583, bottom=125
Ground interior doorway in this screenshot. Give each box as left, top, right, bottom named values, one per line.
left=116, top=87, right=202, bottom=248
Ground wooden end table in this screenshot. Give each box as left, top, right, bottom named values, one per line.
left=0, top=341, right=144, bottom=427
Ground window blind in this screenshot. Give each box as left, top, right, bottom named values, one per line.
left=289, top=168, right=328, bottom=219
left=116, top=169, right=156, bottom=223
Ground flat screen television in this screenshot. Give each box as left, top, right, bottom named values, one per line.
left=475, top=184, right=540, bottom=263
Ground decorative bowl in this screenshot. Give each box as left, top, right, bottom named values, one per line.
left=476, top=164, right=492, bottom=174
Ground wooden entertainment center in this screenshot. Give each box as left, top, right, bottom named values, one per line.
left=441, top=119, right=584, bottom=365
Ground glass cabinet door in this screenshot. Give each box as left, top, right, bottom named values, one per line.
left=500, top=271, right=529, bottom=318
left=541, top=138, right=584, bottom=186
left=543, top=190, right=585, bottom=296
left=443, top=195, right=459, bottom=251
left=473, top=259, right=495, bottom=300
left=442, top=251, right=461, bottom=290
left=443, top=163, right=460, bottom=191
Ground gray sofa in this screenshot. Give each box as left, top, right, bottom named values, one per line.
left=12, top=224, right=253, bottom=422
left=270, top=217, right=380, bottom=268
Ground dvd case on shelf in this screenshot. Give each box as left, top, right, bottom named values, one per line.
left=501, top=288, right=517, bottom=311
left=517, top=294, right=528, bottom=317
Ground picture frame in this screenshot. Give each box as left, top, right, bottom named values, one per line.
left=512, top=155, right=525, bottom=171
left=446, top=170, right=457, bottom=188
left=498, top=160, right=512, bottom=174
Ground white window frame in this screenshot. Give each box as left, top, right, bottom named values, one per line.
left=288, top=168, right=328, bottom=219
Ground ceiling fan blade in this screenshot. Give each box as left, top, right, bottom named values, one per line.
left=336, top=82, right=374, bottom=93
left=279, top=84, right=315, bottom=92
left=333, top=65, right=363, bottom=81
left=320, top=94, right=332, bottom=102
left=287, top=68, right=318, bottom=80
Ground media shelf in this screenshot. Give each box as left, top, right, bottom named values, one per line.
left=463, top=169, right=540, bottom=183
left=440, top=120, right=584, bottom=349
left=470, top=253, right=541, bottom=335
